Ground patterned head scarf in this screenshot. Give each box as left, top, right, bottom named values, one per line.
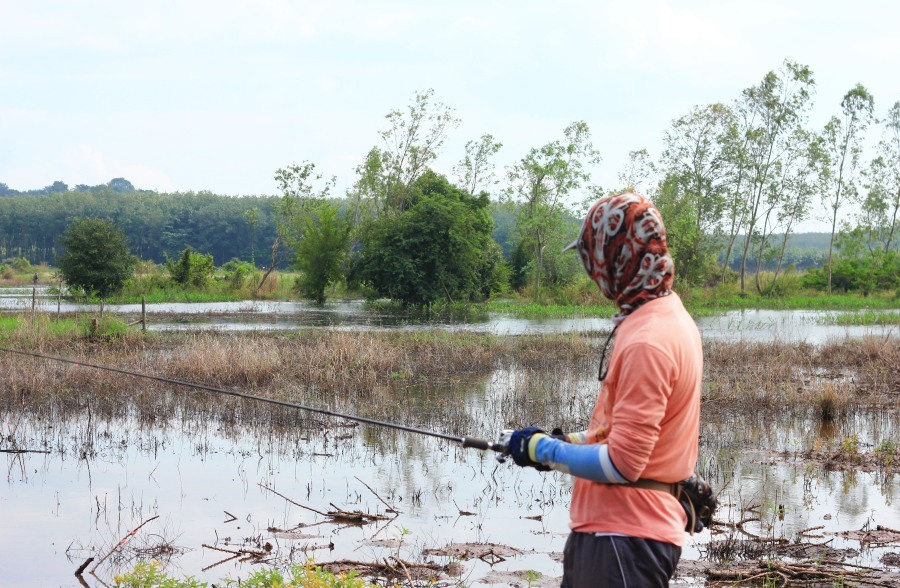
left=567, top=192, right=674, bottom=323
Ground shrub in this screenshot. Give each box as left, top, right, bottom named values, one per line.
left=3, top=257, right=31, bottom=271
left=222, top=258, right=256, bottom=289
left=166, top=247, right=215, bottom=288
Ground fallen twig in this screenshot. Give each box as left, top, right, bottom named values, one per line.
left=259, top=483, right=390, bottom=526
left=90, top=515, right=159, bottom=573
left=355, top=476, right=400, bottom=514
left=258, top=483, right=329, bottom=516
left=74, top=557, right=94, bottom=576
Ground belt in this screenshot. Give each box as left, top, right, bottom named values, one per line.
left=625, top=479, right=680, bottom=497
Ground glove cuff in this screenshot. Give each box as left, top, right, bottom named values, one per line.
left=528, top=433, right=549, bottom=463
left=565, top=431, right=588, bottom=444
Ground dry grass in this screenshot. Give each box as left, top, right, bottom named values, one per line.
left=1, top=322, right=896, bottom=431
left=701, top=338, right=899, bottom=411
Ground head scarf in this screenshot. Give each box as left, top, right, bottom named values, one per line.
left=569, top=192, right=674, bottom=323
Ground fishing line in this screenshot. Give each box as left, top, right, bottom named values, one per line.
left=0, top=346, right=505, bottom=452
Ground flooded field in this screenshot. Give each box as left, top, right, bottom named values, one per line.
left=1, top=291, right=897, bottom=343
left=1, top=330, right=898, bottom=587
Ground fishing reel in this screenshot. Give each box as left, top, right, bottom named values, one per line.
left=494, top=429, right=513, bottom=463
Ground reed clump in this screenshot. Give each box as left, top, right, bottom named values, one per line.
left=815, top=383, right=850, bottom=421
left=701, top=338, right=898, bottom=411
left=1, top=320, right=896, bottom=426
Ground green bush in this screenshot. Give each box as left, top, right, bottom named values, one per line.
left=166, top=247, right=215, bottom=288
left=57, top=218, right=137, bottom=298
left=353, top=171, right=499, bottom=305
left=222, top=258, right=257, bottom=289
left=3, top=257, right=31, bottom=271
left=802, top=251, right=900, bottom=294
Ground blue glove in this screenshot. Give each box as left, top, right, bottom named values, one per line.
left=508, top=426, right=550, bottom=470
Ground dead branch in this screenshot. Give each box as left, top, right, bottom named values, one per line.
left=355, top=475, right=400, bottom=514
left=258, top=482, right=329, bottom=516
left=90, top=515, right=159, bottom=573
left=327, top=502, right=392, bottom=524
left=705, top=559, right=896, bottom=587
left=258, top=483, right=389, bottom=525
left=255, top=236, right=281, bottom=297
left=74, top=557, right=94, bottom=576
left=201, top=544, right=268, bottom=572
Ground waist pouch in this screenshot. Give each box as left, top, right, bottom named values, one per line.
left=626, top=473, right=717, bottom=534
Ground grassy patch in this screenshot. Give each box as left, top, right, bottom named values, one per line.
left=682, top=287, right=899, bottom=314
left=486, top=299, right=616, bottom=318
left=814, top=310, right=900, bottom=326
left=112, top=561, right=378, bottom=588
left=0, top=313, right=139, bottom=344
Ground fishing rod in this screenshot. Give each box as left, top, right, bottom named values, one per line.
left=0, top=346, right=511, bottom=455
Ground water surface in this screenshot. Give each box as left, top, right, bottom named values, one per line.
left=2, top=370, right=897, bottom=587
left=1, top=292, right=896, bottom=343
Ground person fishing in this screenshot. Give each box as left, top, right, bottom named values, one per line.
left=506, top=192, right=704, bottom=587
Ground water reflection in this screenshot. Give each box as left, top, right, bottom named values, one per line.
left=2, top=369, right=898, bottom=588
left=1, top=291, right=896, bottom=342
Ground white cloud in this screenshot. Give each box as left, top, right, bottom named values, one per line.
left=1, top=0, right=899, bottom=203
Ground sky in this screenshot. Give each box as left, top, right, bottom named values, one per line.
left=1, top=0, right=899, bottom=225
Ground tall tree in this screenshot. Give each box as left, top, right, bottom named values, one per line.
left=616, top=148, right=657, bottom=195
left=660, top=103, right=735, bottom=284
left=274, top=162, right=349, bottom=303
left=861, top=101, right=900, bottom=253
left=376, top=89, right=460, bottom=212
left=751, top=128, right=824, bottom=293
left=820, top=84, right=876, bottom=293
left=507, top=121, right=601, bottom=300
left=452, top=133, right=503, bottom=196
left=731, top=60, right=816, bottom=290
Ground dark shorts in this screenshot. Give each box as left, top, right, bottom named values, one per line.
left=561, top=532, right=681, bottom=588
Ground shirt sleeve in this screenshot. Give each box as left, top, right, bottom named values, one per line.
left=605, top=343, right=675, bottom=482
left=533, top=436, right=628, bottom=483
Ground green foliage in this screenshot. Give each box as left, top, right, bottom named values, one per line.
left=801, top=229, right=900, bottom=294
left=507, top=121, right=600, bottom=299
left=802, top=251, right=899, bottom=294
left=354, top=171, right=499, bottom=305
left=113, top=561, right=206, bottom=587
left=3, top=256, right=31, bottom=271
left=166, top=247, right=215, bottom=288
left=0, top=187, right=279, bottom=267
left=112, top=561, right=378, bottom=588
left=221, top=258, right=257, bottom=289
left=292, top=200, right=352, bottom=304
left=58, top=218, right=137, bottom=298
left=274, top=162, right=349, bottom=303
left=478, top=241, right=511, bottom=298
left=653, top=174, right=719, bottom=286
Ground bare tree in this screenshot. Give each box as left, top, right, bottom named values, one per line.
left=820, top=84, right=875, bottom=293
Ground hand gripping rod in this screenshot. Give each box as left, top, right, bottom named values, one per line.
left=0, top=346, right=510, bottom=453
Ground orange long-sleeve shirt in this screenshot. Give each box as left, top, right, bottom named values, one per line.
left=569, top=292, right=702, bottom=546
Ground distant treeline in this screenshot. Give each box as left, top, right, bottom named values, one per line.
left=1, top=179, right=832, bottom=273
left=0, top=183, right=279, bottom=266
